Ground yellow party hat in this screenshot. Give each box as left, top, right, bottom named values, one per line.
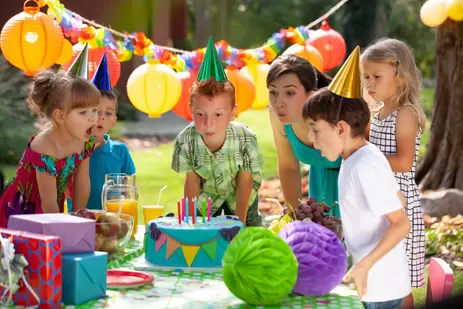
left=328, top=46, right=361, bottom=99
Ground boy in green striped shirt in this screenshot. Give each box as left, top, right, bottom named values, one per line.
left=171, top=37, right=264, bottom=227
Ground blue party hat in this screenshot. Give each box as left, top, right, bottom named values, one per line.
left=91, top=54, right=112, bottom=91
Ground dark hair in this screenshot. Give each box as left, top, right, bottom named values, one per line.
left=302, top=87, right=370, bottom=137
left=267, top=54, right=332, bottom=91
left=100, top=90, right=118, bottom=113
left=190, top=77, right=235, bottom=107
left=28, top=70, right=100, bottom=120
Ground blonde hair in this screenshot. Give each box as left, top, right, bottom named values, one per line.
left=361, top=38, right=426, bottom=131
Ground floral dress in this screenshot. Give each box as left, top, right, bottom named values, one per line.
left=0, top=136, right=95, bottom=228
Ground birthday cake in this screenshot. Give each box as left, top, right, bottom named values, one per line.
left=144, top=215, right=243, bottom=268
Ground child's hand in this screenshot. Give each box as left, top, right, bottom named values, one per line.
left=343, top=262, right=370, bottom=299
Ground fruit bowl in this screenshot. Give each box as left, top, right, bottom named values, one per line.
left=71, top=209, right=134, bottom=255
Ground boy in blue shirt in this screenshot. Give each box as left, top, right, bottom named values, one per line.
left=86, top=54, right=136, bottom=209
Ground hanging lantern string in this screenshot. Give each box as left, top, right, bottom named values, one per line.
left=60, top=0, right=349, bottom=55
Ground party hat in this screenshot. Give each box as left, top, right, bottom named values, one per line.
left=328, top=46, right=360, bottom=99
left=91, top=54, right=112, bottom=91
left=197, top=37, right=227, bottom=82
left=67, top=43, right=89, bottom=79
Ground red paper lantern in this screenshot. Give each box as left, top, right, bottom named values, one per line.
left=307, top=20, right=346, bottom=72
left=62, top=43, right=121, bottom=87
left=172, top=70, right=198, bottom=121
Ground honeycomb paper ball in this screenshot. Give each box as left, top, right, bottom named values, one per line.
left=222, top=227, right=298, bottom=305
left=279, top=221, right=348, bottom=296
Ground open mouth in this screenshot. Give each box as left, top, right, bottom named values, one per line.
left=86, top=126, right=95, bottom=136
left=96, top=125, right=104, bottom=130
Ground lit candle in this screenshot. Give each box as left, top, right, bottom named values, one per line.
left=185, top=198, right=189, bottom=224
left=181, top=197, right=185, bottom=220
left=207, top=197, right=211, bottom=222
left=177, top=200, right=181, bottom=224
left=202, top=200, right=206, bottom=223
left=192, top=198, right=196, bottom=224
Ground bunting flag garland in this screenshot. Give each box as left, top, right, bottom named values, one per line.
left=155, top=233, right=168, bottom=253
left=40, top=0, right=348, bottom=72
left=166, top=237, right=181, bottom=259
left=201, top=241, right=217, bottom=260
left=181, top=245, right=201, bottom=267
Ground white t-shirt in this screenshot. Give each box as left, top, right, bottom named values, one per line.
left=338, top=143, right=411, bottom=302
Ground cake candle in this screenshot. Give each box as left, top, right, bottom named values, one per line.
left=181, top=197, right=185, bottom=220
left=202, top=200, right=206, bottom=223
left=177, top=200, right=182, bottom=224
left=185, top=198, right=189, bottom=223
left=193, top=198, right=196, bottom=224
left=207, top=197, right=211, bottom=222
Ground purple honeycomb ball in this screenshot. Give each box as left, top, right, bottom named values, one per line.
left=278, top=220, right=348, bottom=297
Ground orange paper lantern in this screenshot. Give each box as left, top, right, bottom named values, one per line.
left=241, top=63, right=271, bottom=109
left=55, top=39, right=73, bottom=65
left=225, top=68, right=256, bottom=116
left=307, top=20, right=346, bottom=72
left=0, top=0, right=64, bottom=76
left=283, top=43, right=324, bottom=72
left=62, top=43, right=121, bottom=87
left=172, top=70, right=198, bottom=121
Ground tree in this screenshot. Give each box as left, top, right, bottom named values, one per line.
left=416, top=19, right=463, bottom=190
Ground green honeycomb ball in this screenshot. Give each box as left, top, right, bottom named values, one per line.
left=222, top=227, right=298, bottom=305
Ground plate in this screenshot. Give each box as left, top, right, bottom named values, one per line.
left=107, top=269, right=154, bottom=289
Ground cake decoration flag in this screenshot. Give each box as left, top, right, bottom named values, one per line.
left=327, top=46, right=361, bottom=99
left=155, top=233, right=168, bottom=252
left=166, top=237, right=181, bottom=259
left=67, top=42, right=89, bottom=79
left=91, top=54, right=112, bottom=91
left=196, top=37, right=227, bottom=82
left=201, top=240, right=217, bottom=260
left=181, top=245, right=200, bottom=267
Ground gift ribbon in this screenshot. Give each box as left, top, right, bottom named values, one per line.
left=0, top=234, right=40, bottom=308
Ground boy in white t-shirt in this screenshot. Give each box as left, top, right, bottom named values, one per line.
left=302, top=47, right=411, bottom=309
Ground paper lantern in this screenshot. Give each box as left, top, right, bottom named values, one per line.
left=420, top=0, right=448, bottom=27
left=446, top=0, right=463, bottom=21
left=283, top=44, right=324, bottom=72
left=127, top=63, right=182, bottom=118
left=279, top=221, right=348, bottom=297
left=241, top=63, right=270, bottom=109
left=62, top=43, right=121, bottom=87
left=172, top=70, right=198, bottom=121
left=0, top=0, right=64, bottom=76
left=307, top=20, right=346, bottom=72
left=55, top=39, right=73, bottom=65
left=222, top=227, right=298, bottom=305
left=225, top=68, right=255, bottom=116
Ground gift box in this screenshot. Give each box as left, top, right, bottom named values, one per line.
left=62, top=251, right=108, bottom=305
left=0, top=228, right=62, bottom=309
left=8, top=214, right=95, bottom=253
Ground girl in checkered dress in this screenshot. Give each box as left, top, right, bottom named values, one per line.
left=361, top=38, right=426, bottom=308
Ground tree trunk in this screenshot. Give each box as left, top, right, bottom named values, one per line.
left=170, top=0, right=192, bottom=50
left=416, top=19, right=463, bottom=191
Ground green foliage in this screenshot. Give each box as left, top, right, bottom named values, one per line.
left=426, top=227, right=463, bottom=261
left=0, top=54, right=36, bottom=165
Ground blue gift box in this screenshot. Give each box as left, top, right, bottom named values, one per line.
left=62, top=251, right=108, bottom=305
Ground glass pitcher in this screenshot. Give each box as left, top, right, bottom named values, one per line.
left=102, top=174, right=139, bottom=239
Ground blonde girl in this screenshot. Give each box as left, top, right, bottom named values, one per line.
left=361, top=38, right=426, bottom=308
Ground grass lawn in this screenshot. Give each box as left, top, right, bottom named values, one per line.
left=1, top=88, right=462, bottom=305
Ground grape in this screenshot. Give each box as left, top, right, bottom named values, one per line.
left=310, top=202, right=319, bottom=208
left=298, top=213, right=307, bottom=220
left=305, top=212, right=314, bottom=219
left=283, top=208, right=289, bottom=215
left=320, top=202, right=330, bottom=213
left=307, top=197, right=317, bottom=204
left=316, top=206, right=324, bottom=214
left=302, top=205, right=312, bottom=214
left=313, top=213, right=323, bottom=223
left=294, top=209, right=301, bottom=217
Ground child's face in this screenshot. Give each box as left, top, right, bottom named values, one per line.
left=269, top=73, right=310, bottom=124
left=62, top=106, right=98, bottom=142
left=94, top=97, right=117, bottom=137
left=191, top=93, right=236, bottom=142
left=361, top=61, right=398, bottom=104
left=308, top=119, right=343, bottom=162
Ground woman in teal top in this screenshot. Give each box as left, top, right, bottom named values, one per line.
left=267, top=54, right=342, bottom=218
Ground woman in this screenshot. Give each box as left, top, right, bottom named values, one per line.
left=267, top=55, right=342, bottom=217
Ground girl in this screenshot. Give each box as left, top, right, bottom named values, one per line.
left=0, top=70, right=100, bottom=228
left=267, top=55, right=342, bottom=217
left=361, top=38, right=426, bottom=308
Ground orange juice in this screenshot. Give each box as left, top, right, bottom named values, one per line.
left=143, top=205, right=164, bottom=226
left=106, top=199, right=139, bottom=239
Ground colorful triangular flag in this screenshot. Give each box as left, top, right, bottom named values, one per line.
left=201, top=240, right=217, bottom=260
left=166, top=237, right=181, bottom=260
left=181, top=245, right=200, bottom=267
left=155, top=233, right=168, bottom=252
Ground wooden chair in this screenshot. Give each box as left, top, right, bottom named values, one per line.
left=426, top=257, right=454, bottom=305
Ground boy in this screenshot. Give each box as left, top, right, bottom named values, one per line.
left=86, top=54, right=136, bottom=209
left=171, top=37, right=264, bottom=227
left=302, top=46, right=411, bottom=309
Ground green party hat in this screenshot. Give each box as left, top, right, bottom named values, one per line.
left=197, top=37, right=227, bottom=82
left=67, top=43, right=89, bottom=79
